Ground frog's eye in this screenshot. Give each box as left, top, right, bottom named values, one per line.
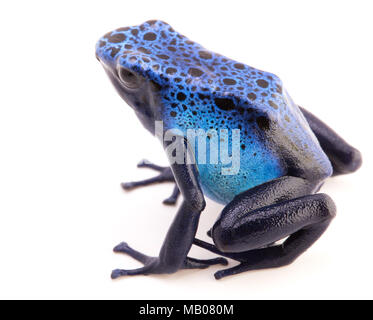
left=118, top=67, right=141, bottom=89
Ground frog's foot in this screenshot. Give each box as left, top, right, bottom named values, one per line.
left=113, top=242, right=152, bottom=264
left=162, top=185, right=180, bottom=205
left=111, top=242, right=228, bottom=279
left=112, top=242, right=158, bottom=279
left=121, top=159, right=180, bottom=205
left=121, top=159, right=174, bottom=189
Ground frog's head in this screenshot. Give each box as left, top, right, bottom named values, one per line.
left=96, top=19, right=217, bottom=135
left=96, top=20, right=172, bottom=134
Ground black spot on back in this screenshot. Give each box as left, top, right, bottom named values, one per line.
left=166, top=67, right=177, bottom=75
left=138, top=47, right=151, bottom=54
left=146, top=20, right=158, bottom=25
left=268, top=100, right=278, bottom=109
left=247, top=93, right=257, bottom=101
left=234, top=63, right=245, bottom=70
left=198, top=93, right=209, bottom=100
left=177, top=92, right=186, bottom=101
left=198, top=51, right=212, bottom=59
left=109, top=47, right=120, bottom=58
left=214, top=98, right=236, bottom=111
left=256, top=79, right=269, bottom=88
left=188, top=68, right=203, bottom=77
left=157, top=54, right=169, bottom=60
left=223, top=78, right=236, bottom=85
left=143, top=32, right=157, bottom=41
left=105, top=32, right=126, bottom=43
left=276, top=84, right=282, bottom=93
left=256, top=116, right=270, bottom=130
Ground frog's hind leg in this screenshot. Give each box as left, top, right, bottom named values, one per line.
left=121, top=159, right=181, bottom=205
left=206, top=226, right=276, bottom=248
left=193, top=176, right=336, bottom=280
left=300, top=107, right=362, bottom=176
left=182, top=257, right=228, bottom=270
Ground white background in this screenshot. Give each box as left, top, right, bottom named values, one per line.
left=0, top=0, right=372, bottom=299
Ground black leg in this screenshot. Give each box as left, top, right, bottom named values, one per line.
left=300, top=107, right=362, bottom=176
left=205, top=176, right=314, bottom=239
left=194, top=193, right=336, bottom=280
left=192, top=176, right=335, bottom=279
left=163, top=184, right=181, bottom=205
left=121, top=159, right=181, bottom=205
left=121, top=159, right=174, bottom=189
left=137, top=159, right=167, bottom=172
left=113, top=242, right=151, bottom=264
left=112, top=138, right=225, bottom=279
left=183, top=257, right=228, bottom=270
left=112, top=241, right=227, bottom=278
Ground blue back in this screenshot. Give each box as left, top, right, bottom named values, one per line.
left=96, top=20, right=332, bottom=204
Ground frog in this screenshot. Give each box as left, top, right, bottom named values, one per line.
left=95, top=20, right=362, bottom=280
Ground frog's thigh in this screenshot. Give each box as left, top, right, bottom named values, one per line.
left=300, top=106, right=362, bottom=176
left=194, top=177, right=336, bottom=279
left=208, top=192, right=335, bottom=279
left=211, top=176, right=314, bottom=252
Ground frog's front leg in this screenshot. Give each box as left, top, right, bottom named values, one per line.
left=121, top=159, right=180, bottom=205
left=112, top=138, right=227, bottom=279
left=112, top=242, right=227, bottom=278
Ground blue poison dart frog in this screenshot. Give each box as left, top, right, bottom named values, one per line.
left=96, top=20, right=362, bottom=280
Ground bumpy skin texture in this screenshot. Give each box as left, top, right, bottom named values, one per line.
left=96, top=20, right=362, bottom=279
left=96, top=20, right=333, bottom=204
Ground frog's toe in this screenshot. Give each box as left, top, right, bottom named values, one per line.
left=214, top=264, right=246, bottom=280
left=121, top=166, right=175, bottom=192
left=111, top=242, right=164, bottom=279
left=111, top=267, right=151, bottom=279
left=113, top=242, right=130, bottom=253
left=121, top=175, right=168, bottom=190
left=111, top=269, right=126, bottom=279
left=137, top=159, right=165, bottom=171
left=162, top=185, right=180, bottom=206
left=113, top=241, right=152, bottom=264
left=121, top=182, right=137, bottom=190
left=163, top=197, right=177, bottom=205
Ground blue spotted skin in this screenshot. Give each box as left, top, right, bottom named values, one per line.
left=96, top=20, right=332, bottom=204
